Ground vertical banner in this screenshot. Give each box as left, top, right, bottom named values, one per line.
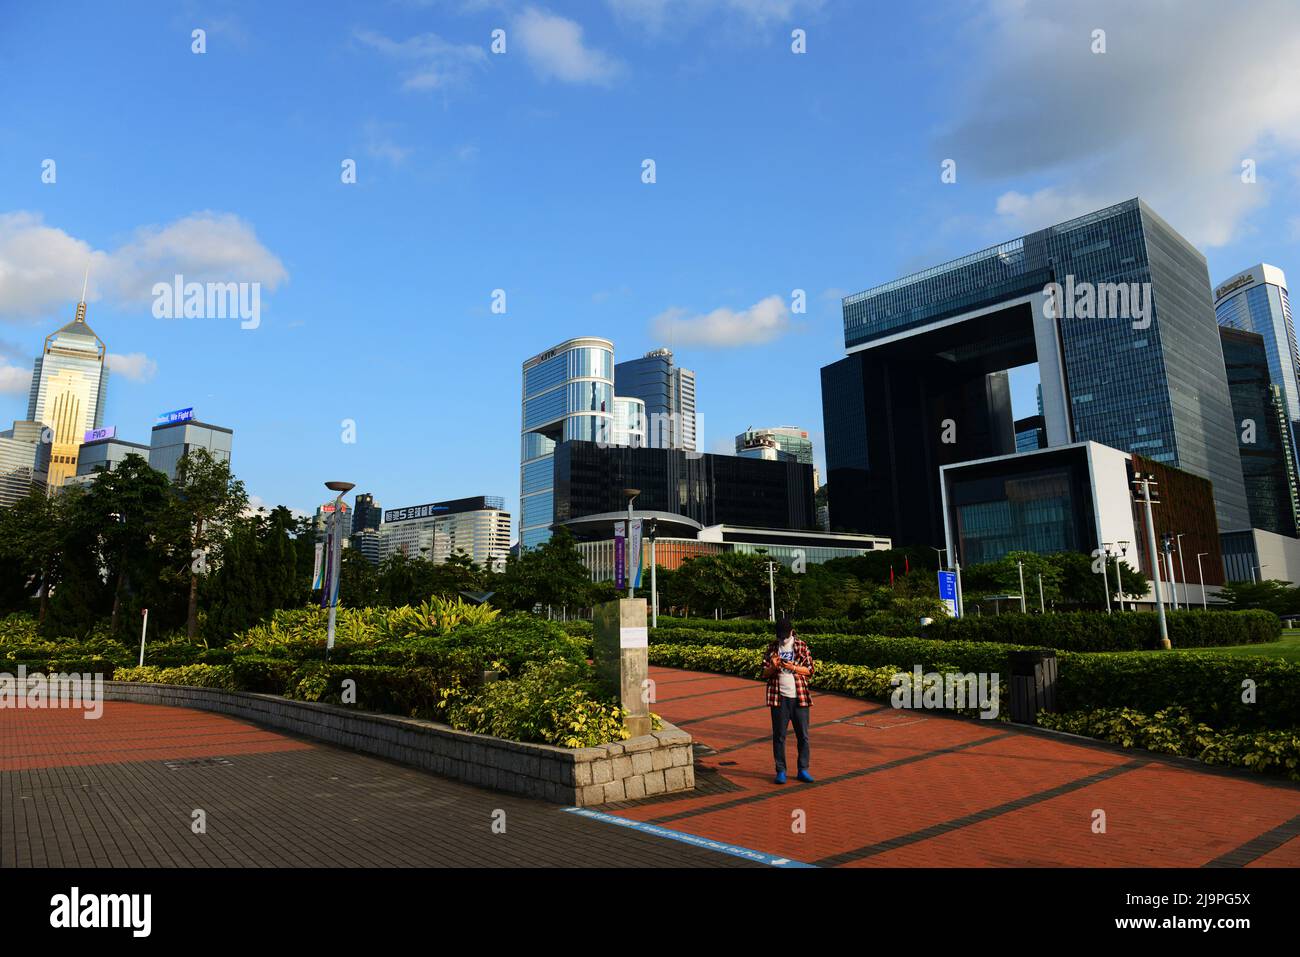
left=319, top=525, right=334, bottom=609
left=938, top=570, right=959, bottom=617
left=629, top=518, right=643, bottom=589
left=312, top=542, right=324, bottom=590
left=614, top=520, right=626, bottom=590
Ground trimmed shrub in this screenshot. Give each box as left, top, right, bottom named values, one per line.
left=652, top=609, right=1280, bottom=652
left=1037, top=707, right=1300, bottom=782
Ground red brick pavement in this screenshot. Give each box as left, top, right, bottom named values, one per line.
left=0, top=702, right=313, bottom=771
left=613, top=666, right=1300, bottom=868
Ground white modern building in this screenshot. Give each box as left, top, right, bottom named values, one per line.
left=379, top=496, right=512, bottom=572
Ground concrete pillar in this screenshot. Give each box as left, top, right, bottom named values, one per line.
left=594, top=598, right=651, bottom=738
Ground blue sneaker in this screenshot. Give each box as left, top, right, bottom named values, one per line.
left=774, top=770, right=787, bottom=784
left=797, top=770, right=815, bottom=783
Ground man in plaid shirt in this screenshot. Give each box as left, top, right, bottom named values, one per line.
left=762, top=618, right=815, bottom=784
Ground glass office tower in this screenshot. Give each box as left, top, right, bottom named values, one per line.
left=735, top=426, right=815, bottom=464
left=520, top=337, right=615, bottom=549
left=614, top=347, right=697, bottom=451
left=1214, top=264, right=1299, bottom=477
left=26, top=296, right=108, bottom=490
left=1220, top=326, right=1300, bottom=537
left=823, top=198, right=1248, bottom=545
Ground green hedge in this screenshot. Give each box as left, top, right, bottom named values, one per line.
left=651, top=635, right=1300, bottom=733
left=652, top=609, right=1280, bottom=652
left=1037, top=707, right=1300, bottom=782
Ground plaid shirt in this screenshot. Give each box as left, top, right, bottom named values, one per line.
left=764, top=638, right=815, bottom=707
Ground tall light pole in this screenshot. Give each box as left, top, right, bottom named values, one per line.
left=1100, top=542, right=1113, bottom=614
left=1175, top=532, right=1188, bottom=612
left=1134, top=473, right=1169, bottom=649
left=324, top=481, right=355, bottom=661
left=1017, top=560, right=1026, bottom=613
left=757, top=548, right=777, bottom=622
left=622, top=488, right=640, bottom=599
left=1196, top=551, right=1209, bottom=610
left=647, top=518, right=658, bottom=628
left=1162, top=536, right=1178, bottom=611
left=1114, top=541, right=1130, bottom=611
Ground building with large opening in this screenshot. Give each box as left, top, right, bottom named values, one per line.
left=822, top=198, right=1248, bottom=547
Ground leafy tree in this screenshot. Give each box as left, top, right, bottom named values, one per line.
left=496, top=527, right=596, bottom=611
left=80, top=454, right=171, bottom=634
left=170, top=448, right=248, bottom=638
left=1212, top=579, right=1299, bottom=616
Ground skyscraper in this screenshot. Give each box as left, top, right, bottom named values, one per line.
left=148, top=415, right=233, bottom=482
left=1214, top=263, right=1299, bottom=470
left=26, top=286, right=108, bottom=489
left=520, top=337, right=615, bottom=549
left=1220, top=326, right=1300, bottom=537
left=822, top=198, right=1248, bottom=544
left=614, top=347, right=697, bottom=451
left=735, top=426, right=814, bottom=464
left=351, top=492, right=382, bottom=536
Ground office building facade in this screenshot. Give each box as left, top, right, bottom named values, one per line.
left=941, top=441, right=1223, bottom=592
left=823, top=198, right=1248, bottom=546
left=351, top=493, right=382, bottom=536
left=552, top=441, right=815, bottom=532
left=312, top=501, right=352, bottom=544
left=1219, top=326, right=1300, bottom=537
left=26, top=295, right=108, bottom=489
left=66, top=432, right=152, bottom=487
left=614, top=347, right=697, bottom=452
left=379, top=496, right=511, bottom=571
left=148, top=417, right=233, bottom=482
left=735, top=426, right=814, bottom=465
left=0, top=421, right=50, bottom=507
left=520, top=337, right=615, bottom=549
left=612, top=396, right=646, bottom=449
left=1214, top=264, right=1299, bottom=463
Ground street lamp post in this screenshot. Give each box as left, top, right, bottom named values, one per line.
left=1114, top=541, right=1130, bottom=611
left=647, top=518, right=658, bottom=628
left=622, top=488, right=640, bottom=599
left=324, top=481, right=355, bottom=661
left=1100, top=542, right=1113, bottom=614
left=1134, top=473, right=1170, bottom=649
left=1175, top=533, right=1188, bottom=612
left=757, top=548, right=777, bottom=622
left=1017, top=560, right=1026, bottom=613
left=1196, top=551, right=1209, bottom=610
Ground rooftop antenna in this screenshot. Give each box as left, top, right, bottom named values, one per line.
left=74, top=261, right=90, bottom=323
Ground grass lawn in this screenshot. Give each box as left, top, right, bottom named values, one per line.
left=1169, top=632, right=1300, bottom=663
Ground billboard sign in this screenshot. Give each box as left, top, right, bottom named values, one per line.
left=157, top=407, right=194, bottom=425
left=84, top=426, right=116, bottom=443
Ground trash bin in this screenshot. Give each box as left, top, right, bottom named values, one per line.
left=1008, top=650, right=1057, bottom=724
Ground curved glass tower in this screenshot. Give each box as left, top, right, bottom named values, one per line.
left=520, top=337, right=614, bottom=549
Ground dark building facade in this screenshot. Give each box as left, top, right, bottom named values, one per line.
left=1219, top=326, right=1300, bottom=537
left=1014, top=415, right=1047, bottom=452
left=823, top=198, right=1248, bottom=546
left=351, top=492, right=382, bottom=535
left=551, top=441, right=814, bottom=533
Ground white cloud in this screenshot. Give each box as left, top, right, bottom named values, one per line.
left=106, top=352, right=158, bottom=383
left=0, top=210, right=288, bottom=321
left=650, top=294, right=792, bottom=347
left=363, top=122, right=413, bottom=165
left=0, top=361, right=30, bottom=395
left=354, top=27, right=487, bottom=91
left=935, top=0, right=1300, bottom=247
left=513, top=7, right=623, bottom=85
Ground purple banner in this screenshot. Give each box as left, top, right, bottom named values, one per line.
left=614, top=520, right=626, bottom=590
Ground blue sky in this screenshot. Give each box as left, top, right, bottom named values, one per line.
left=3, top=0, right=1300, bottom=533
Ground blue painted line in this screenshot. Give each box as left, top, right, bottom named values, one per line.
left=564, top=807, right=816, bottom=868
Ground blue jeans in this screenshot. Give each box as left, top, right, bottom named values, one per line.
left=771, top=697, right=810, bottom=773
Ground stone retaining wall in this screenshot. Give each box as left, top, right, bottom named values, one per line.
left=102, top=681, right=694, bottom=806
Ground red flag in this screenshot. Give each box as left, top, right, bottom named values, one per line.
left=890, top=566, right=895, bottom=586
left=905, top=556, right=910, bottom=574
